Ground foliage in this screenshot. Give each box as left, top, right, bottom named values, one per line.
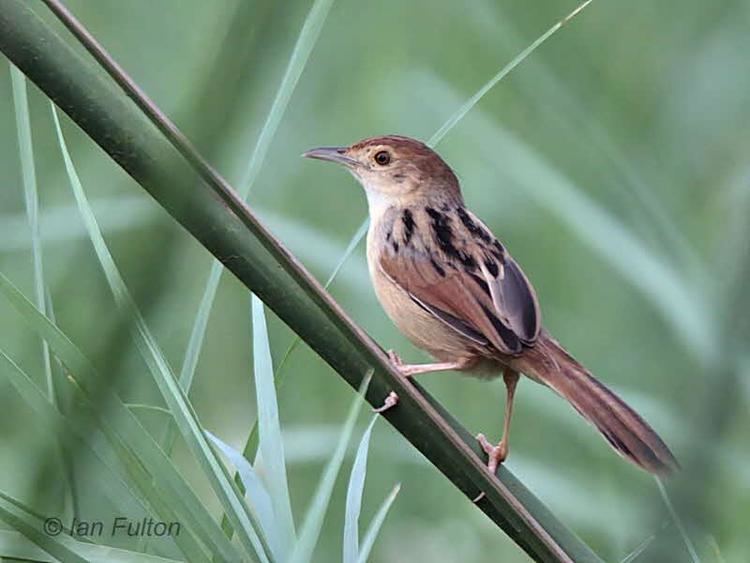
left=0, top=0, right=748, bottom=561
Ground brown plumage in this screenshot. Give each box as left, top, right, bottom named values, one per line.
left=304, top=135, right=678, bottom=476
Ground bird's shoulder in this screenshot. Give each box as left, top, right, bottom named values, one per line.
left=379, top=203, right=506, bottom=274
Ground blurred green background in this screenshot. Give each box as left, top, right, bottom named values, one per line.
left=1, top=0, right=749, bottom=561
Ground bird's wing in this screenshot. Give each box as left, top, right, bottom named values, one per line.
left=378, top=206, right=540, bottom=355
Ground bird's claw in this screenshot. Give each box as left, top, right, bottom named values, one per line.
left=476, top=433, right=507, bottom=476
left=387, top=349, right=404, bottom=366
left=373, top=391, right=399, bottom=413
left=386, top=349, right=418, bottom=379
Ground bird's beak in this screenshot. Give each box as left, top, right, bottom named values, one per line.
left=302, top=146, right=359, bottom=168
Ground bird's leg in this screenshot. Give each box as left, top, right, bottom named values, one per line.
left=387, top=350, right=470, bottom=377
left=477, top=369, right=520, bottom=475
left=380, top=351, right=470, bottom=414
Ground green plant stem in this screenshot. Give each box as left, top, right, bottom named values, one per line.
left=240, top=217, right=369, bottom=465
left=0, top=2, right=601, bottom=561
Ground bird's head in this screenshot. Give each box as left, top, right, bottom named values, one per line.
left=303, top=135, right=461, bottom=212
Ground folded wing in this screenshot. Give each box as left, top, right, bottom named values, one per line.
left=379, top=207, right=540, bottom=356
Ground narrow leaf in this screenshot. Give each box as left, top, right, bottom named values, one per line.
left=288, top=374, right=371, bottom=563
left=0, top=493, right=87, bottom=563
left=620, top=532, right=656, bottom=563
left=168, top=0, right=337, bottom=462
left=0, top=517, right=182, bottom=562
left=355, top=483, right=401, bottom=563
left=241, top=217, right=369, bottom=463
left=206, top=431, right=276, bottom=548
left=162, top=263, right=222, bottom=456
left=0, top=350, right=145, bottom=519
left=343, top=414, right=378, bottom=563
left=0, top=272, right=238, bottom=562
left=51, top=105, right=274, bottom=563
left=252, top=295, right=296, bottom=555
left=10, top=65, right=54, bottom=399
left=428, top=0, right=595, bottom=147
left=0, top=529, right=183, bottom=563
left=655, top=477, right=701, bottom=563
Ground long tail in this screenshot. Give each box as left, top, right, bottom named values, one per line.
left=515, top=331, right=678, bottom=475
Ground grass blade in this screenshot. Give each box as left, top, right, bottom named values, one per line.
left=343, top=414, right=378, bottom=563
left=162, top=264, right=221, bottom=454
left=224, top=218, right=370, bottom=540
left=0, top=272, right=238, bottom=562
left=0, top=280, right=208, bottom=562
left=620, top=533, right=656, bottom=563
left=0, top=529, right=182, bottom=563
left=251, top=295, right=297, bottom=556
left=206, top=431, right=276, bottom=547
left=236, top=0, right=336, bottom=196
left=240, top=217, right=370, bottom=464
left=181, top=0, right=338, bottom=386
left=619, top=520, right=671, bottom=563
left=43, top=285, right=81, bottom=522
left=655, top=477, right=701, bottom=563
left=707, top=536, right=726, bottom=563
left=355, top=483, right=401, bottom=563
left=428, top=0, right=595, bottom=147
left=0, top=195, right=156, bottom=253
left=0, top=494, right=184, bottom=563
left=9, top=65, right=54, bottom=400
left=0, top=350, right=151, bottom=523
left=178, top=264, right=221, bottom=391
left=323, top=218, right=370, bottom=288
left=0, top=492, right=86, bottom=563
left=288, top=374, right=372, bottom=563
left=51, top=105, right=274, bottom=563
left=164, top=0, right=337, bottom=460
left=468, top=8, right=701, bottom=278
left=39, top=0, right=337, bottom=476
left=10, top=65, right=78, bottom=526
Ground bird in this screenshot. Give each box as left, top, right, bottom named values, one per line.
left=303, top=135, right=678, bottom=476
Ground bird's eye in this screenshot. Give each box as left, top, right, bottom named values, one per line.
left=374, top=151, right=391, bottom=166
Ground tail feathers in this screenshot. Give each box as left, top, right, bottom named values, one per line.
left=518, top=332, right=679, bottom=475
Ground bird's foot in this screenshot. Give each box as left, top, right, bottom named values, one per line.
left=372, top=391, right=399, bottom=413
left=387, top=349, right=405, bottom=367
left=476, top=433, right=508, bottom=476
left=386, top=349, right=413, bottom=378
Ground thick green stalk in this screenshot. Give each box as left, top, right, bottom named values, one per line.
left=0, top=2, right=601, bottom=561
